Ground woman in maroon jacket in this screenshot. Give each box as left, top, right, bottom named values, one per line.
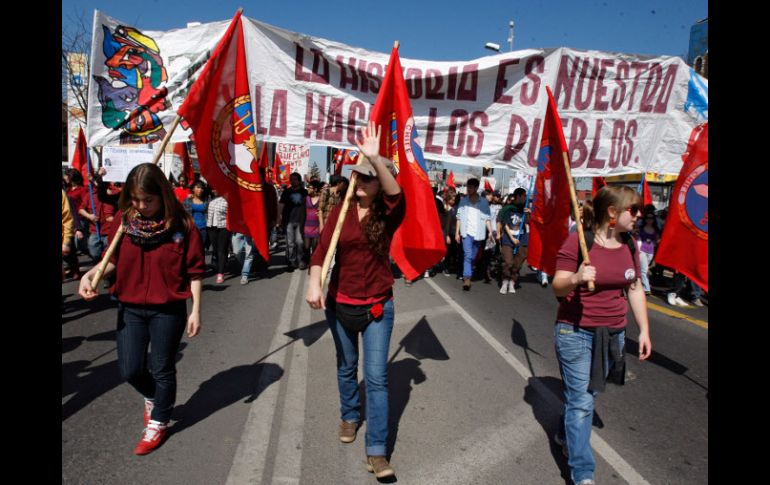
left=79, top=163, right=205, bottom=456
left=305, top=121, right=403, bottom=479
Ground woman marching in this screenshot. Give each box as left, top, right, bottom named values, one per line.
left=79, top=163, right=205, bottom=455
left=305, top=121, right=404, bottom=479
left=551, top=185, right=652, bottom=485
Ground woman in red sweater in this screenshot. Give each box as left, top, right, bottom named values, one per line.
left=305, top=121, right=404, bottom=479
left=79, top=163, right=205, bottom=455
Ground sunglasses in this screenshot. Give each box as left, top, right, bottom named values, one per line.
left=625, top=204, right=642, bottom=215
left=357, top=174, right=376, bottom=183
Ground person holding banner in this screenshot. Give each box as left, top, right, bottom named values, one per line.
left=551, top=186, right=652, bottom=485
left=78, top=163, right=205, bottom=456
left=305, top=122, right=403, bottom=479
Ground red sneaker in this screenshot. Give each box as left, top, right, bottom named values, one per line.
left=133, top=421, right=167, bottom=455
left=143, top=399, right=154, bottom=427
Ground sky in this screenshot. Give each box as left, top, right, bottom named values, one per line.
left=62, top=0, right=707, bottom=61
left=62, top=0, right=707, bottom=178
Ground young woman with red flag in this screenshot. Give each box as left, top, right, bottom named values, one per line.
left=78, top=163, right=205, bottom=455
left=551, top=185, right=652, bottom=485
left=305, top=121, right=404, bottom=479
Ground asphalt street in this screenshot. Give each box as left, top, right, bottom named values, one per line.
left=62, top=248, right=708, bottom=484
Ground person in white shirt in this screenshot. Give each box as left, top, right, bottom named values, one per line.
left=454, top=178, right=494, bottom=291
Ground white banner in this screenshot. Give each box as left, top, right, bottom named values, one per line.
left=101, top=145, right=155, bottom=182
left=275, top=143, right=311, bottom=176
left=88, top=11, right=708, bottom=176
left=67, top=52, right=88, bottom=164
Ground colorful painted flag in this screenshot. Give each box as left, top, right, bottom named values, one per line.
left=177, top=10, right=269, bottom=261
left=446, top=170, right=456, bottom=189
left=71, top=127, right=91, bottom=181
left=527, top=86, right=572, bottom=275
left=591, top=176, right=606, bottom=198
left=173, top=142, right=195, bottom=183
left=368, top=45, right=446, bottom=281
left=655, top=123, right=708, bottom=292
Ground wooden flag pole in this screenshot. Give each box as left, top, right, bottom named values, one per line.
left=319, top=169, right=359, bottom=290
left=317, top=40, right=399, bottom=290
left=561, top=151, right=595, bottom=292
left=90, top=115, right=184, bottom=289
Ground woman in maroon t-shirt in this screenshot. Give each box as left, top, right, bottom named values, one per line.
left=305, top=121, right=403, bottom=479
left=551, top=185, right=652, bottom=485
left=79, top=163, right=205, bottom=456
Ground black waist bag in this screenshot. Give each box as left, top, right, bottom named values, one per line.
left=335, top=302, right=375, bottom=332
left=332, top=294, right=390, bottom=332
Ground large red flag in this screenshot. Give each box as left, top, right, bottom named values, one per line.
left=446, top=170, right=456, bottom=189
left=591, top=176, right=606, bottom=198
left=655, top=123, right=708, bottom=292
left=177, top=11, right=269, bottom=261
left=174, top=142, right=195, bottom=183
left=71, top=126, right=90, bottom=180
left=527, top=86, right=572, bottom=275
left=368, top=45, right=445, bottom=280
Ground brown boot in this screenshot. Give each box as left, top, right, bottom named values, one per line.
left=463, top=278, right=471, bottom=291
left=339, top=420, right=359, bottom=443
left=366, top=455, right=395, bottom=478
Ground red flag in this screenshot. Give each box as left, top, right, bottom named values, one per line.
left=654, top=123, right=708, bottom=292
left=333, top=148, right=344, bottom=175
left=484, top=179, right=494, bottom=192
left=273, top=151, right=290, bottom=185
left=641, top=176, right=653, bottom=207
left=446, top=170, right=456, bottom=189
left=174, top=142, right=195, bottom=183
left=71, top=126, right=90, bottom=180
left=527, top=86, right=572, bottom=275
left=591, top=176, right=606, bottom=198
left=257, top=141, right=269, bottom=170
left=177, top=10, right=269, bottom=261
left=368, top=45, right=446, bottom=280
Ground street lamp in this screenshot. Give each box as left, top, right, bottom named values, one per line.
left=508, top=20, right=514, bottom=51
left=484, top=42, right=501, bottom=52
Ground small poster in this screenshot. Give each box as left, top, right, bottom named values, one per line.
left=102, top=146, right=156, bottom=182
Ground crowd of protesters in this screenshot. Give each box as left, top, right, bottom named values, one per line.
left=62, top=151, right=703, bottom=474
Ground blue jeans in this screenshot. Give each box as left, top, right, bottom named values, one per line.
left=325, top=298, right=395, bottom=456
left=554, top=322, right=625, bottom=484
left=639, top=251, right=653, bottom=293
left=231, top=233, right=254, bottom=277
left=116, top=301, right=187, bottom=423
left=87, top=233, right=109, bottom=262
left=461, top=236, right=483, bottom=279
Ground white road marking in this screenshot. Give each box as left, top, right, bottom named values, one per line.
left=225, top=271, right=301, bottom=485
left=426, top=278, right=651, bottom=485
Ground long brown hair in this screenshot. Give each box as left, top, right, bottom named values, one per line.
left=118, top=163, right=193, bottom=232
left=357, top=191, right=388, bottom=257
left=582, top=185, right=641, bottom=232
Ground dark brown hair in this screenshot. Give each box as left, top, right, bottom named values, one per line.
left=118, top=163, right=193, bottom=232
